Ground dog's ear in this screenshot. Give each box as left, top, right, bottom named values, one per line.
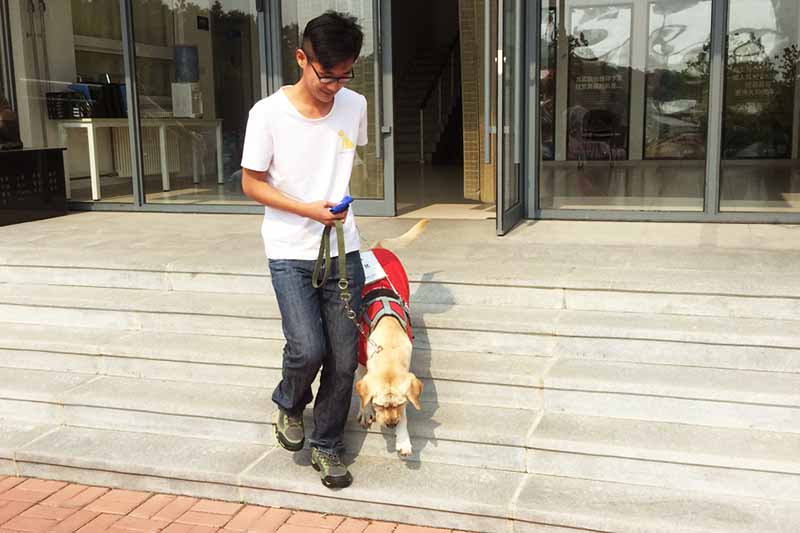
left=355, top=378, right=373, bottom=409
left=406, top=374, right=423, bottom=410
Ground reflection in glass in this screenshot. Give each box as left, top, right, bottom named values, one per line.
left=721, top=0, right=800, bottom=212
left=5, top=1, right=132, bottom=202
left=540, top=7, right=557, bottom=161
left=279, top=1, right=383, bottom=200
left=645, top=1, right=711, bottom=160
left=538, top=0, right=710, bottom=211
left=134, top=1, right=261, bottom=205
left=567, top=5, right=631, bottom=163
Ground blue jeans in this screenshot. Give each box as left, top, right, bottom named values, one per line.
left=268, top=251, right=365, bottom=455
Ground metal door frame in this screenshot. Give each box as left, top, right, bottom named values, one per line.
left=496, top=0, right=526, bottom=234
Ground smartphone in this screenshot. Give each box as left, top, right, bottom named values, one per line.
left=329, top=195, right=353, bottom=214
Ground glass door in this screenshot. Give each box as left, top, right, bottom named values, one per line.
left=268, top=0, right=395, bottom=216
left=496, top=0, right=525, bottom=234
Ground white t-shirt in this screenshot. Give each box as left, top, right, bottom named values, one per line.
left=241, top=86, right=367, bottom=260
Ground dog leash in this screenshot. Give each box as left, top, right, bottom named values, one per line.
left=312, top=220, right=382, bottom=356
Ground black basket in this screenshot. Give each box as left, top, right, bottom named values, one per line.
left=46, top=92, right=93, bottom=120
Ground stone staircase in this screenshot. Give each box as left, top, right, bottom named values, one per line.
left=0, top=214, right=799, bottom=532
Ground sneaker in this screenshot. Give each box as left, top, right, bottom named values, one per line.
left=310, top=448, right=353, bottom=489
left=275, top=409, right=305, bottom=452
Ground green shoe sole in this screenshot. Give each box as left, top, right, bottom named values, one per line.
left=311, top=457, right=353, bottom=489
left=274, top=424, right=304, bottom=452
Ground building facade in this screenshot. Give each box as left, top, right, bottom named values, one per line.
left=1, top=0, right=798, bottom=233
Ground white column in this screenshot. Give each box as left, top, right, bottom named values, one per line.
left=192, top=134, right=200, bottom=185
left=58, top=124, right=71, bottom=199
left=86, top=123, right=100, bottom=201
left=159, top=124, right=170, bottom=191
left=216, top=122, right=224, bottom=184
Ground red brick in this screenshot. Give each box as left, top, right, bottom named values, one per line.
left=0, top=489, right=48, bottom=504
left=187, top=527, right=219, bottom=533
left=0, top=479, right=26, bottom=495
left=130, top=495, right=177, bottom=520
left=247, top=509, right=291, bottom=533
left=286, top=512, right=343, bottom=529
left=190, top=500, right=242, bottom=517
left=363, top=523, right=397, bottom=533
left=40, top=485, right=89, bottom=508
left=152, top=497, right=198, bottom=523
left=394, top=526, right=450, bottom=533
left=223, top=506, right=267, bottom=532
left=20, top=504, right=77, bottom=521
left=276, top=526, right=329, bottom=533
left=76, top=513, right=122, bottom=533
left=16, top=480, right=66, bottom=495
left=161, top=524, right=193, bottom=533
left=109, top=515, right=169, bottom=531
left=49, top=509, right=101, bottom=533
left=334, top=518, right=369, bottom=533
left=61, top=487, right=109, bottom=509
left=174, top=512, right=229, bottom=528
left=1, top=516, right=56, bottom=532
left=85, top=491, right=151, bottom=515
left=0, top=501, right=36, bottom=526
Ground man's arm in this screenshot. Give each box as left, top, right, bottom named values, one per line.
left=241, top=167, right=347, bottom=227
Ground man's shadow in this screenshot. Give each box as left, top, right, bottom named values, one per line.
left=346, top=270, right=454, bottom=471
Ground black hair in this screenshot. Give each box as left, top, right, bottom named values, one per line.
left=302, top=11, right=363, bottom=70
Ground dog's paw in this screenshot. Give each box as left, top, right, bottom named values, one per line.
left=397, top=445, right=412, bottom=457
left=357, top=409, right=374, bottom=429
left=397, top=441, right=413, bottom=457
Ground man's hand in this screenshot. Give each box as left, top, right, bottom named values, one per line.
left=241, top=169, right=349, bottom=226
left=303, top=200, right=348, bottom=227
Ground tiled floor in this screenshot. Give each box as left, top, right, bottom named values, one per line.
left=0, top=477, right=467, bottom=533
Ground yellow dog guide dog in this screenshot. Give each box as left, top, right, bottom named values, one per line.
left=354, top=219, right=428, bottom=457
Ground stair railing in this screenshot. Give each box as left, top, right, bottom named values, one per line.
left=419, top=36, right=461, bottom=163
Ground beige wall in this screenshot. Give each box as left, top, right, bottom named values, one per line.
left=459, top=0, right=496, bottom=204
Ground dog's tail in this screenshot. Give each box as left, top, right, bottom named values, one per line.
left=373, top=219, right=429, bottom=250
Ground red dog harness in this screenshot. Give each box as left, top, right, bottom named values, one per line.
left=357, top=248, right=412, bottom=365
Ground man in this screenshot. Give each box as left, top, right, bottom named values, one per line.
left=240, top=11, right=366, bottom=489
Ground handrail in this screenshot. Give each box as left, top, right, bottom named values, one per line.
left=419, top=35, right=460, bottom=111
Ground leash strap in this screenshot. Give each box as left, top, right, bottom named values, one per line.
left=312, top=219, right=384, bottom=357
left=312, top=219, right=353, bottom=315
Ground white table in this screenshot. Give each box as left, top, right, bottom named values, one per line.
left=56, top=117, right=223, bottom=200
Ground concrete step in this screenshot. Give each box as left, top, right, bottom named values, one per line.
left=527, top=412, right=800, bottom=501
left=545, top=358, right=800, bottom=432
left=3, top=422, right=797, bottom=532
left=3, top=285, right=800, bottom=352
left=3, top=264, right=799, bottom=320
left=0, top=369, right=537, bottom=472
left=0, top=324, right=547, bottom=406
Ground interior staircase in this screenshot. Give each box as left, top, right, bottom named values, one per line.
left=0, top=214, right=798, bottom=532
left=394, top=38, right=461, bottom=163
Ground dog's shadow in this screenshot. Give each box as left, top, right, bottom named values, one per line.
left=348, top=270, right=454, bottom=470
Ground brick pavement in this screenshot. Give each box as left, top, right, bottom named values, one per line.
left=0, top=477, right=473, bottom=533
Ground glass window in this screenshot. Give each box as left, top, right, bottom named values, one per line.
left=279, top=1, right=383, bottom=200
left=720, top=0, right=800, bottom=212
left=5, top=1, right=132, bottom=202
left=133, top=1, right=262, bottom=205
left=538, top=1, right=711, bottom=211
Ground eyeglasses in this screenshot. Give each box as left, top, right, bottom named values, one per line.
left=302, top=49, right=356, bottom=85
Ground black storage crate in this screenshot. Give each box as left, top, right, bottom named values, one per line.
left=46, top=92, right=92, bottom=120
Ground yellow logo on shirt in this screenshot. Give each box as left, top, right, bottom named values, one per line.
left=338, top=130, right=355, bottom=150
